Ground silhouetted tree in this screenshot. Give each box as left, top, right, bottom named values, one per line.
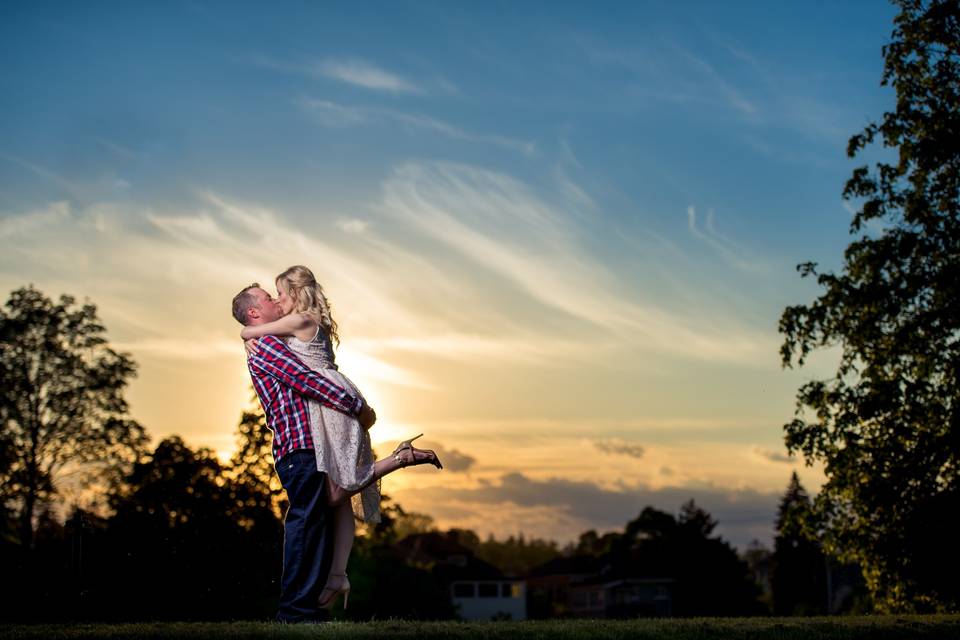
left=742, top=540, right=773, bottom=612
left=104, top=436, right=281, bottom=620
left=391, top=509, right=436, bottom=542
left=614, top=501, right=763, bottom=616
left=0, top=286, right=147, bottom=549
left=227, top=397, right=285, bottom=519
left=779, top=0, right=960, bottom=612
left=460, top=531, right=560, bottom=576
left=572, top=529, right=607, bottom=556
left=0, top=426, right=16, bottom=543
left=771, top=473, right=827, bottom=615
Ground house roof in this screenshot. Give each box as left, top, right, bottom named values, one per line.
left=572, top=575, right=676, bottom=588
left=527, top=554, right=604, bottom=577
left=394, top=532, right=505, bottom=582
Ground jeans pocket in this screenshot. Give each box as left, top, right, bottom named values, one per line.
left=277, top=459, right=297, bottom=487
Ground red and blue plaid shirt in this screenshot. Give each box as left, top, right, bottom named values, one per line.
left=248, top=335, right=363, bottom=463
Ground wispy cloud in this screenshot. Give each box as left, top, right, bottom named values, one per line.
left=336, top=218, right=371, bottom=234
left=0, top=162, right=783, bottom=495
left=0, top=161, right=777, bottom=397
left=297, top=97, right=536, bottom=155
left=671, top=43, right=756, bottom=116
left=686, top=205, right=763, bottom=272
left=0, top=201, right=71, bottom=239
left=0, top=153, right=81, bottom=199
left=315, top=57, right=421, bottom=93
left=382, top=161, right=772, bottom=363
left=593, top=438, right=645, bottom=459
left=753, top=446, right=795, bottom=464
left=293, top=98, right=369, bottom=126
left=249, top=54, right=421, bottom=94
left=578, top=37, right=757, bottom=117
left=702, top=29, right=861, bottom=143
left=92, top=137, right=139, bottom=160
left=580, top=32, right=859, bottom=148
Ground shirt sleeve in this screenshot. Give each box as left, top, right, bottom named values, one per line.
left=248, top=336, right=363, bottom=416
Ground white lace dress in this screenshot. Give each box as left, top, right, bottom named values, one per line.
left=285, top=327, right=381, bottom=524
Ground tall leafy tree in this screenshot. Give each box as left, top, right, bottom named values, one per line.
left=779, top=0, right=960, bottom=611
left=771, top=473, right=827, bottom=615
left=0, top=286, right=147, bottom=548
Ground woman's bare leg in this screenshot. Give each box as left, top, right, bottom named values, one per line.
left=318, top=478, right=356, bottom=608
left=329, top=498, right=354, bottom=577
left=326, top=455, right=409, bottom=506
left=321, top=447, right=441, bottom=604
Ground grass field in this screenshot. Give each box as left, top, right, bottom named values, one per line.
left=4, top=616, right=960, bottom=640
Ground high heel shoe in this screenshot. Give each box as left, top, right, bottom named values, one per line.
left=318, top=572, right=350, bottom=610
left=393, top=434, right=443, bottom=470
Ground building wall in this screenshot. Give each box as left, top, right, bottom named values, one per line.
left=451, top=580, right=527, bottom=621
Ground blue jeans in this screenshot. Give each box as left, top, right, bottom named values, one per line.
left=275, top=450, right=334, bottom=623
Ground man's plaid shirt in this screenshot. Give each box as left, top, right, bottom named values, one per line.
left=248, top=335, right=363, bottom=463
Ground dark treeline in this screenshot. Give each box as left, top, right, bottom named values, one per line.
left=0, top=402, right=856, bottom=621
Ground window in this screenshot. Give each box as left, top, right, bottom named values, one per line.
left=478, top=583, right=498, bottom=598
left=453, top=583, right=475, bottom=598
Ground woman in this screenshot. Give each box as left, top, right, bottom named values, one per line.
left=241, top=265, right=442, bottom=610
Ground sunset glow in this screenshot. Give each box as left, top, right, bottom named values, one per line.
left=0, top=1, right=899, bottom=550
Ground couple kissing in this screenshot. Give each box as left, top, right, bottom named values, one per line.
left=231, top=265, right=443, bottom=623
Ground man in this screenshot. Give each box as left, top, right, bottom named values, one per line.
left=231, top=283, right=375, bottom=623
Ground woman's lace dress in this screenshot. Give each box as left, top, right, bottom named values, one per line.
left=285, top=327, right=381, bottom=523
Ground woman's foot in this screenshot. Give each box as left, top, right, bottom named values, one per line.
left=318, top=573, right=350, bottom=610
left=393, top=434, right=443, bottom=470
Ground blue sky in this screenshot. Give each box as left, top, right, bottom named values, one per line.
left=0, top=1, right=898, bottom=549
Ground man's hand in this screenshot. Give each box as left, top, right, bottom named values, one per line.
left=244, top=338, right=260, bottom=357
left=358, top=402, right=377, bottom=430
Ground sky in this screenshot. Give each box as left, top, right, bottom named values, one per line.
left=0, top=1, right=899, bottom=550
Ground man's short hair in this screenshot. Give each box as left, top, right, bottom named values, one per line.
left=232, top=283, right=262, bottom=325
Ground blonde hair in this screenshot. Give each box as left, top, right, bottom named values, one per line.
left=275, top=265, right=340, bottom=345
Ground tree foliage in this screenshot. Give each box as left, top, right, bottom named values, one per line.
left=778, top=0, right=960, bottom=611
left=0, top=286, right=147, bottom=548
left=606, top=500, right=763, bottom=616
left=104, top=436, right=283, bottom=619
left=571, top=500, right=763, bottom=616
left=227, top=399, right=286, bottom=519
left=465, top=531, right=560, bottom=577
left=771, top=473, right=828, bottom=615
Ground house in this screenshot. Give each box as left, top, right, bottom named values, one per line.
left=527, top=554, right=674, bottom=618
left=526, top=554, right=603, bottom=618
left=569, top=576, right=674, bottom=618
left=394, top=532, right=527, bottom=621
left=449, top=579, right=527, bottom=621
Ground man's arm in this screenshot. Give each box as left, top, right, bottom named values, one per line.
left=248, top=336, right=364, bottom=417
